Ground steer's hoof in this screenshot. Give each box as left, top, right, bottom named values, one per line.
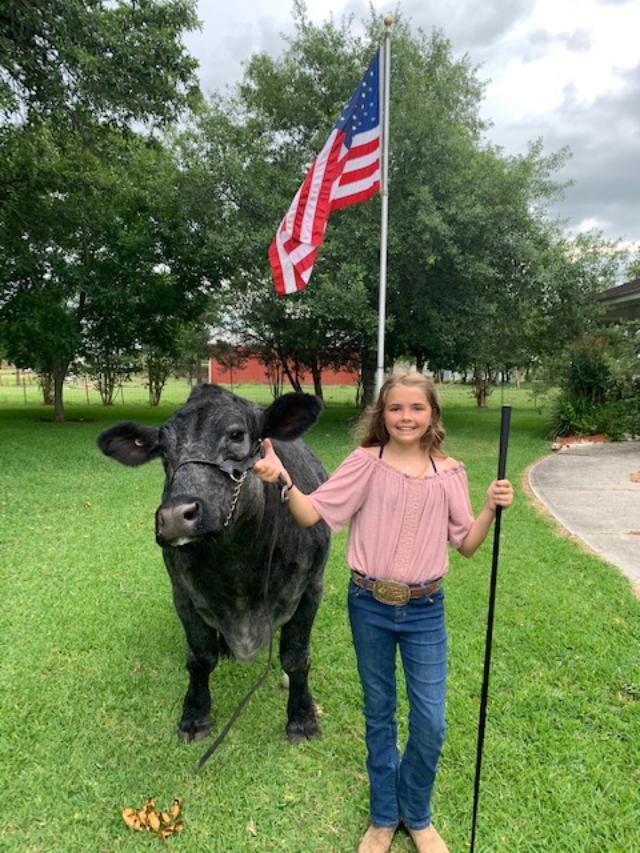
left=286, top=716, right=321, bottom=743
left=177, top=714, right=213, bottom=743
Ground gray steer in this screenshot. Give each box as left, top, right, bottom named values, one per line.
left=97, top=384, right=330, bottom=743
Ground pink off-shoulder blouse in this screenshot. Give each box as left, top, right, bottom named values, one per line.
left=308, top=447, right=474, bottom=584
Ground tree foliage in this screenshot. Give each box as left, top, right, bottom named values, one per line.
left=625, top=251, right=640, bottom=281
left=0, top=1, right=207, bottom=420
left=0, top=0, right=200, bottom=124
left=182, top=7, right=616, bottom=403
left=1, top=2, right=622, bottom=414
left=0, top=123, right=218, bottom=417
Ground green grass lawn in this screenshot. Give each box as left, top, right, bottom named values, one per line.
left=1, top=380, right=638, bottom=851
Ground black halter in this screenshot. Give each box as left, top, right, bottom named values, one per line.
left=169, top=438, right=264, bottom=484
left=167, top=439, right=264, bottom=529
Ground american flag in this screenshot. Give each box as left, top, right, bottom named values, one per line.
left=269, top=50, right=381, bottom=296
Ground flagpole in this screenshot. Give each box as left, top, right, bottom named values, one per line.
left=375, top=17, right=392, bottom=396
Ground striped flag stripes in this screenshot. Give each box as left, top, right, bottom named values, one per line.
left=269, top=50, right=381, bottom=295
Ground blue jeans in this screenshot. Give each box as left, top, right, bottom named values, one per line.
left=348, top=579, right=447, bottom=829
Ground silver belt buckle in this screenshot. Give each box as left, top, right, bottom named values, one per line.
left=372, top=579, right=411, bottom=606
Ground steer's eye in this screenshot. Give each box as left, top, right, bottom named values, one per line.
left=229, top=430, right=245, bottom=442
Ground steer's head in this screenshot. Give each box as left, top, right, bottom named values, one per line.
left=97, top=384, right=322, bottom=547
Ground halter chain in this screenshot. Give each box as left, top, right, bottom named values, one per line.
left=222, top=470, right=248, bottom=529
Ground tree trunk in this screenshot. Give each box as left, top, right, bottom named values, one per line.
left=358, top=346, right=377, bottom=408
left=52, top=363, right=68, bottom=422
left=264, top=361, right=283, bottom=399
left=473, top=365, right=488, bottom=408
left=146, top=357, right=170, bottom=406
left=97, top=369, right=116, bottom=405
left=148, top=379, right=165, bottom=406
left=38, top=371, right=54, bottom=405
left=415, top=352, right=426, bottom=373
left=282, top=359, right=302, bottom=393
left=310, top=361, right=323, bottom=399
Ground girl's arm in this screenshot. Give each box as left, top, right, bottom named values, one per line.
left=457, top=479, right=514, bottom=558
left=253, top=439, right=321, bottom=528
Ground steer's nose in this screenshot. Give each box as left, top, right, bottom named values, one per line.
left=156, top=501, right=202, bottom=543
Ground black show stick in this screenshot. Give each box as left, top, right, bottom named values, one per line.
left=470, top=404, right=511, bottom=852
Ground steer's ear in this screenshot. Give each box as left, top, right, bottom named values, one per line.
left=97, top=421, right=161, bottom=466
left=261, top=393, right=323, bottom=440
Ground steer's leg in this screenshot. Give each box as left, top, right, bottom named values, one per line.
left=279, top=580, right=322, bottom=742
left=171, top=587, right=218, bottom=743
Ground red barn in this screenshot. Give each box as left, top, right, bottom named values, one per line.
left=208, top=354, right=358, bottom=387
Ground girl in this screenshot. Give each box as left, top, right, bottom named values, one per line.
left=254, top=371, right=513, bottom=853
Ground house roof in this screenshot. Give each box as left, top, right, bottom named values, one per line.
left=597, top=277, right=640, bottom=320
left=598, top=277, right=640, bottom=303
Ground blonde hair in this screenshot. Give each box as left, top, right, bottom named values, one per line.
left=358, top=370, right=446, bottom=454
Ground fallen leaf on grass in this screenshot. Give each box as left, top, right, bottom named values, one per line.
left=122, top=796, right=184, bottom=840
left=122, top=807, right=141, bottom=830
left=246, top=819, right=257, bottom=837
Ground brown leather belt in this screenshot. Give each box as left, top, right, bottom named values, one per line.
left=350, top=571, right=442, bottom=606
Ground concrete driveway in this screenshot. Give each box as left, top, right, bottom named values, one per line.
left=528, top=440, right=640, bottom=592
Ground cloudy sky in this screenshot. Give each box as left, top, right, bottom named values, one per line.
left=184, top=0, right=640, bottom=255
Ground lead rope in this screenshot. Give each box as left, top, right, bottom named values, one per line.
left=197, top=474, right=279, bottom=771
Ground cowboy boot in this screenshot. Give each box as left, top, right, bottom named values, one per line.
left=406, top=824, right=449, bottom=853
left=357, top=824, right=397, bottom=853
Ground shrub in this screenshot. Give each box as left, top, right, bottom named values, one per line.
left=550, top=393, right=640, bottom=439
left=550, top=392, right=599, bottom=437
left=549, top=328, right=640, bottom=439
left=599, top=398, right=640, bottom=439
left=566, top=336, right=610, bottom=404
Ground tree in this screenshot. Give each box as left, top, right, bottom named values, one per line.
left=210, top=265, right=376, bottom=397
left=144, top=347, right=174, bottom=407
left=1, top=0, right=200, bottom=125
left=172, top=6, right=619, bottom=408
left=174, top=315, right=215, bottom=386
left=0, top=117, right=231, bottom=418
left=187, top=8, right=583, bottom=404
left=625, top=251, right=640, bottom=281
left=209, top=340, right=248, bottom=389
left=177, top=7, right=384, bottom=396
left=83, top=329, right=140, bottom=406
left=0, top=127, right=203, bottom=418
left=0, top=1, right=204, bottom=420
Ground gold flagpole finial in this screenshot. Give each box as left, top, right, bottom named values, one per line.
left=383, top=15, right=393, bottom=27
